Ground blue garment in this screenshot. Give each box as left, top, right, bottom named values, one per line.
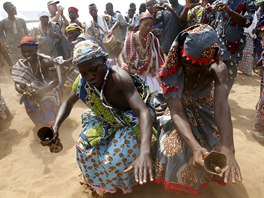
left=212, top=0, right=257, bottom=61
left=72, top=74, right=156, bottom=193
left=156, top=3, right=185, bottom=54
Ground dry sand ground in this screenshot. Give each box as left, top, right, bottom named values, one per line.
left=0, top=67, right=263, bottom=198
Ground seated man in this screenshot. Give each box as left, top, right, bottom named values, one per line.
left=52, top=40, right=156, bottom=195
left=155, top=24, right=241, bottom=195
left=11, top=36, right=62, bottom=126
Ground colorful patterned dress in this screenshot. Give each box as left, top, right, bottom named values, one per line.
left=155, top=25, right=225, bottom=195
left=72, top=74, right=156, bottom=194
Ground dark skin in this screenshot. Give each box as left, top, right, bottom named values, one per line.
left=149, top=0, right=196, bottom=25
left=105, top=3, right=114, bottom=16
left=89, top=5, right=117, bottom=34
left=15, top=45, right=58, bottom=96
left=0, top=39, right=12, bottom=68
left=167, top=57, right=242, bottom=183
left=66, top=30, right=80, bottom=43
left=89, top=5, right=98, bottom=21
left=214, top=1, right=250, bottom=27
left=121, top=18, right=164, bottom=72
left=3, top=3, right=28, bottom=35
left=53, top=57, right=154, bottom=185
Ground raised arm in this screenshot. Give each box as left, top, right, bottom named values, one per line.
left=215, top=0, right=257, bottom=27
left=211, top=62, right=242, bottom=183
left=179, top=0, right=201, bottom=23
left=116, top=69, right=153, bottom=184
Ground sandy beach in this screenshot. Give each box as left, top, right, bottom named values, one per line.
left=0, top=66, right=263, bottom=198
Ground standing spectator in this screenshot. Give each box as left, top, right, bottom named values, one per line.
left=238, top=12, right=258, bottom=75
left=105, top=2, right=127, bottom=42
left=87, top=3, right=110, bottom=52
left=47, top=0, right=69, bottom=32
left=211, top=0, right=257, bottom=91
left=130, top=3, right=147, bottom=31
left=181, top=0, right=215, bottom=27
left=130, top=2, right=137, bottom=11
left=0, top=2, right=28, bottom=66
left=125, top=8, right=136, bottom=24
left=146, top=0, right=164, bottom=41
left=31, top=11, right=70, bottom=59
left=151, top=0, right=186, bottom=54
left=68, top=7, right=82, bottom=28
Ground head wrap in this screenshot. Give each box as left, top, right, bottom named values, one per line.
left=72, top=40, right=106, bottom=65
left=19, top=36, right=38, bottom=47
left=65, top=23, right=83, bottom=33
left=181, top=24, right=220, bottom=65
left=159, top=24, right=221, bottom=99
left=140, top=12, right=153, bottom=23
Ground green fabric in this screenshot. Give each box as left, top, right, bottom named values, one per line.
left=256, top=0, right=264, bottom=6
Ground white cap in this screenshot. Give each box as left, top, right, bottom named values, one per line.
left=38, top=11, right=50, bottom=18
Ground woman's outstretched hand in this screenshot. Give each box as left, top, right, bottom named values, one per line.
left=221, top=146, right=242, bottom=183
left=123, top=152, right=153, bottom=185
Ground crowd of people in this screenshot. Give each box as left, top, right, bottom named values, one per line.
left=0, top=0, right=263, bottom=197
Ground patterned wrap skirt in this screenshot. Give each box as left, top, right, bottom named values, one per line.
left=76, top=109, right=141, bottom=194
left=155, top=92, right=225, bottom=195
left=238, top=33, right=254, bottom=75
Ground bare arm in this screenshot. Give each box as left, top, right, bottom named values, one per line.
left=211, top=62, right=242, bottom=183
left=52, top=93, right=79, bottom=138
left=215, top=1, right=256, bottom=27
left=167, top=97, right=207, bottom=166
left=115, top=69, right=153, bottom=184
left=50, top=6, right=69, bottom=28
left=179, top=0, right=201, bottom=23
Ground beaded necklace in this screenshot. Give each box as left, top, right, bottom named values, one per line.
left=92, top=64, right=113, bottom=110
left=28, top=56, right=47, bottom=84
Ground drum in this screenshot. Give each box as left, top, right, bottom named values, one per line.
left=102, top=33, right=123, bottom=57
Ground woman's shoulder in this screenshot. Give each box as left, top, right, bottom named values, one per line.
left=210, top=61, right=228, bottom=84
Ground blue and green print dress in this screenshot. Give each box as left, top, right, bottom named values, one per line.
left=72, top=74, right=156, bottom=194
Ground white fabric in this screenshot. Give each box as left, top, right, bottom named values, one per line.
left=244, top=12, right=258, bottom=38
left=139, top=75, right=160, bottom=93
left=97, top=15, right=109, bottom=34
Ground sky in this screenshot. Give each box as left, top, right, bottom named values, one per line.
left=4, top=0, right=185, bottom=23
